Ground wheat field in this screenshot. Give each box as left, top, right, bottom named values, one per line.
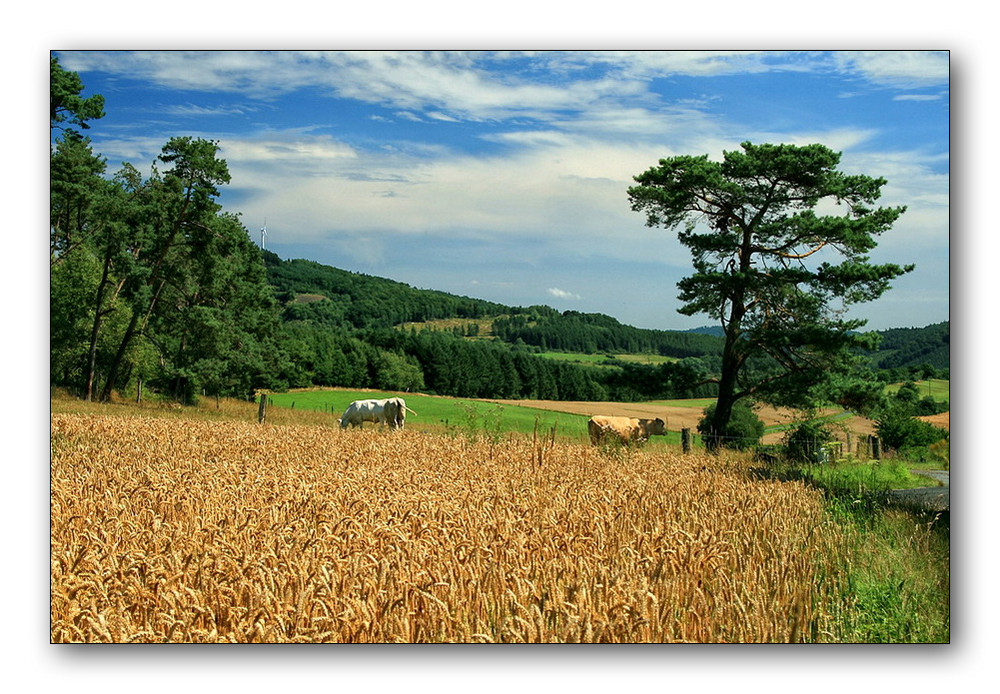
left=50, top=413, right=855, bottom=643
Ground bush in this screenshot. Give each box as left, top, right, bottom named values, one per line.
left=784, top=419, right=837, bottom=463
left=876, top=407, right=948, bottom=451
left=698, top=401, right=765, bottom=450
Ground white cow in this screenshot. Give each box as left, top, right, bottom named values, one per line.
left=339, top=397, right=413, bottom=430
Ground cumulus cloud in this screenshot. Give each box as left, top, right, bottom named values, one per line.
left=548, top=288, right=581, bottom=300
left=55, top=50, right=948, bottom=330
left=832, top=51, right=950, bottom=89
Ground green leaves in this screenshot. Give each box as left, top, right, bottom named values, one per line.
left=628, top=141, right=913, bottom=437
left=50, top=56, right=105, bottom=132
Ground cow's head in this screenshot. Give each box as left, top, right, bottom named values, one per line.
left=646, top=418, right=667, bottom=435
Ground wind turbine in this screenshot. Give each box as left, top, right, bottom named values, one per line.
left=260, top=218, right=267, bottom=250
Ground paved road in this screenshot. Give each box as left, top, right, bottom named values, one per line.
left=886, top=470, right=949, bottom=513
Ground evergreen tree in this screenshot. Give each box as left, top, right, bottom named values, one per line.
left=629, top=142, right=911, bottom=450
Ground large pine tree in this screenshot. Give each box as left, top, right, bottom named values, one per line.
left=628, top=142, right=912, bottom=450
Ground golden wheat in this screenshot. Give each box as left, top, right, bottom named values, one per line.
left=51, top=412, right=853, bottom=642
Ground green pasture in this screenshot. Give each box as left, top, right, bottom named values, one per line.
left=266, top=390, right=595, bottom=442
left=885, top=379, right=950, bottom=404
left=535, top=351, right=618, bottom=367
left=267, top=389, right=703, bottom=447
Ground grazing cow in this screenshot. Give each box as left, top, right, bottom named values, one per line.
left=339, top=397, right=413, bottom=430
left=587, top=415, right=667, bottom=446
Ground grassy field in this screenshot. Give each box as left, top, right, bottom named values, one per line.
left=266, top=389, right=595, bottom=442
left=884, top=378, right=950, bottom=404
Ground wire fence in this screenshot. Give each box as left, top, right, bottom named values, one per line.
left=682, top=427, right=882, bottom=463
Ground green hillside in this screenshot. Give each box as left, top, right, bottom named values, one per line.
left=258, top=252, right=948, bottom=406
left=865, top=321, right=950, bottom=372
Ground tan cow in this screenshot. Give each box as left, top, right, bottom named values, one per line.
left=587, top=415, right=667, bottom=446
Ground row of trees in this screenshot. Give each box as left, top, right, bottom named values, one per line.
left=490, top=311, right=724, bottom=357
left=279, top=322, right=718, bottom=402
left=51, top=57, right=288, bottom=403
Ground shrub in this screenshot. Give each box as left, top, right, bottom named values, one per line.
left=784, top=419, right=837, bottom=463
left=876, top=407, right=948, bottom=451
left=698, top=401, right=765, bottom=450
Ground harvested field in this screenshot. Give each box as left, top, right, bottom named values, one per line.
left=51, top=412, right=858, bottom=643
left=918, top=412, right=950, bottom=431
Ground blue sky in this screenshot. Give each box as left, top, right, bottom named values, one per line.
left=54, top=50, right=949, bottom=331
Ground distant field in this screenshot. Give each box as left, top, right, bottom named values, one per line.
left=885, top=379, right=950, bottom=404
left=536, top=351, right=678, bottom=367
left=263, top=379, right=951, bottom=451
left=396, top=316, right=501, bottom=338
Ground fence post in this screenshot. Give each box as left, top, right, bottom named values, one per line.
left=258, top=392, right=267, bottom=424
left=681, top=428, right=692, bottom=454
left=870, top=435, right=881, bottom=461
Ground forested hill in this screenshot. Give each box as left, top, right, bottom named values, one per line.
left=264, top=253, right=948, bottom=373
left=264, top=253, right=513, bottom=329
left=264, top=253, right=723, bottom=358
left=864, top=321, right=950, bottom=372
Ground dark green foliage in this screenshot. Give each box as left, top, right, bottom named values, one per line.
left=50, top=62, right=289, bottom=403
left=869, top=322, right=949, bottom=371
left=783, top=419, right=837, bottom=463
left=628, top=142, right=912, bottom=446
left=50, top=55, right=105, bottom=133
left=871, top=382, right=949, bottom=453
left=876, top=407, right=948, bottom=451
left=492, top=310, right=724, bottom=357
left=267, top=258, right=509, bottom=329
left=697, top=401, right=765, bottom=450
left=889, top=381, right=948, bottom=416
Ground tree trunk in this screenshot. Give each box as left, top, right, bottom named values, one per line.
left=85, top=250, right=115, bottom=401
left=706, top=226, right=754, bottom=452
left=100, top=278, right=165, bottom=402
left=708, top=342, right=741, bottom=452
left=100, top=307, right=141, bottom=402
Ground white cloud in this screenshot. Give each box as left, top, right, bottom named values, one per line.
left=832, top=51, right=950, bottom=89
left=548, top=288, right=581, bottom=300
left=56, top=49, right=947, bottom=331
left=894, top=93, right=945, bottom=102
left=62, top=50, right=947, bottom=131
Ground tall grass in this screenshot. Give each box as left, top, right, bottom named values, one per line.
left=822, top=499, right=949, bottom=643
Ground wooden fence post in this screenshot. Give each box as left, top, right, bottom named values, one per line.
left=681, top=428, right=692, bottom=454
left=870, top=435, right=881, bottom=460
left=258, top=392, right=267, bottom=424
